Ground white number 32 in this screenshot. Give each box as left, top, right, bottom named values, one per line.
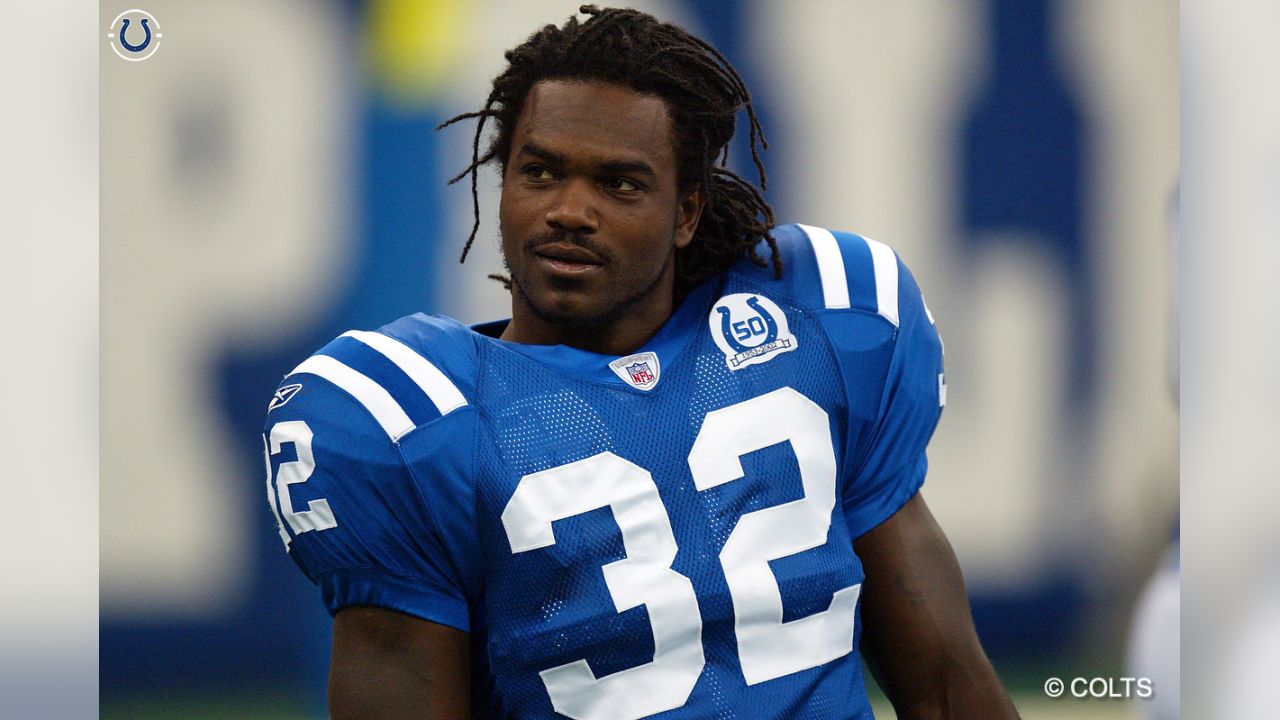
left=501, top=387, right=860, bottom=720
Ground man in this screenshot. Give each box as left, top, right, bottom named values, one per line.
left=263, top=6, right=1019, bottom=718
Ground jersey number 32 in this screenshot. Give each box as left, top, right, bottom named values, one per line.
left=501, top=387, right=859, bottom=720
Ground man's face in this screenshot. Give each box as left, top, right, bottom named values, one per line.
left=499, top=80, right=700, bottom=329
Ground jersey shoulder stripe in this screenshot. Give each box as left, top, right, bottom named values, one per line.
left=794, top=224, right=851, bottom=310
left=753, top=223, right=901, bottom=327
left=795, top=224, right=900, bottom=327
left=284, top=324, right=471, bottom=442
left=288, top=354, right=417, bottom=440
left=343, top=330, right=467, bottom=416
left=859, top=234, right=900, bottom=327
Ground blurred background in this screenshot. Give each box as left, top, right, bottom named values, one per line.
left=99, top=1, right=1178, bottom=717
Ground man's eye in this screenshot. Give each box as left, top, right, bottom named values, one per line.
left=607, top=177, right=640, bottom=192
left=524, top=165, right=555, bottom=181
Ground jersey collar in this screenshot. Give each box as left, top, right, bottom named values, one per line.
left=470, top=278, right=719, bottom=391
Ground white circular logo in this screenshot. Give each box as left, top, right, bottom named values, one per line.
left=708, top=293, right=799, bottom=371
left=107, top=9, right=163, bottom=62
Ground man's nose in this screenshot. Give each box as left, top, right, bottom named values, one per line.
left=545, top=178, right=598, bottom=234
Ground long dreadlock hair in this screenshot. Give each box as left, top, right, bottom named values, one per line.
left=437, top=4, right=781, bottom=297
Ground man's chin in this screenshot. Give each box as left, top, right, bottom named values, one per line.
left=516, top=283, right=612, bottom=328
left=529, top=299, right=614, bottom=329
left=512, top=263, right=671, bottom=333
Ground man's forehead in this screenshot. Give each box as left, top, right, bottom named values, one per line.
left=514, top=80, right=675, bottom=165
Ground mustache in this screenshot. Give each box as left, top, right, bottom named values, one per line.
left=525, top=231, right=612, bottom=264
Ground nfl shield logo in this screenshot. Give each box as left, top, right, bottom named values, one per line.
left=608, top=351, right=661, bottom=391
left=626, top=361, right=655, bottom=385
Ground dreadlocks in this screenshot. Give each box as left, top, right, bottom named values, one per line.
left=438, top=4, right=781, bottom=297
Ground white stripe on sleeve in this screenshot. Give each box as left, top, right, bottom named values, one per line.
left=797, top=224, right=851, bottom=310
left=290, top=355, right=415, bottom=440
left=344, top=330, right=468, bottom=416
left=863, top=237, right=899, bottom=327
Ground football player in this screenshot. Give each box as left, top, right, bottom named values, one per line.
left=263, top=6, right=1020, bottom=719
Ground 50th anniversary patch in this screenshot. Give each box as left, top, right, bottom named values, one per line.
left=709, top=294, right=798, bottom=371
left=107, top=9, right=163, bottom=62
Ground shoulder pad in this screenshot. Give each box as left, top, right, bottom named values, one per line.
left=277, top=314, right=476, bottom=442
left=731, top=223, right=903, bottom=327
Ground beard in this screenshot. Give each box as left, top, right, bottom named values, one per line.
left=503, top=228, right=676, bottom=330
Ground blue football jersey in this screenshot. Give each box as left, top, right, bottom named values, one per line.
left=263, top=223, right=945, bottom=719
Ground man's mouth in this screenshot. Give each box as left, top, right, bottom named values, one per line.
left=531, top=242, right=605, bottom=274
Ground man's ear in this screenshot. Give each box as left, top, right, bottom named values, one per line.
left=674, top=187, right=705, bottom=250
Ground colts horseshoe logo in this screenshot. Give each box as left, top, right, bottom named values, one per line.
left=107, top=10, right=163, bottom=62
left=716, top=296, right=780, bottom=354
left=118, top=18, right=152, bottom=53
left=709, top=293, right=798, bottom=371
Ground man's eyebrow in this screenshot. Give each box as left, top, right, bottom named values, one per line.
left=517, top=142, right=656, bottom=178
left=597, top=159, right=656, bottom=178
left=517, top=141, right=566, bottom=167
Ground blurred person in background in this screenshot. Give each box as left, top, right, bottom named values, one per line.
left=261, top=6, right=1018, bottom=719
left=1128, top=531, right=1179, bottom=720
left=1126, top=187, right=1179, bottom=720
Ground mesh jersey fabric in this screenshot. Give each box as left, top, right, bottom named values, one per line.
left=263, top=223, right=946, bottom=719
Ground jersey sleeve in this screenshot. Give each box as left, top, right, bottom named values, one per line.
left=839, top=249, right=945, bottom=538
left=262, top=332, right=479, bottom=631
left=776, top=224, right=945, bottom=539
